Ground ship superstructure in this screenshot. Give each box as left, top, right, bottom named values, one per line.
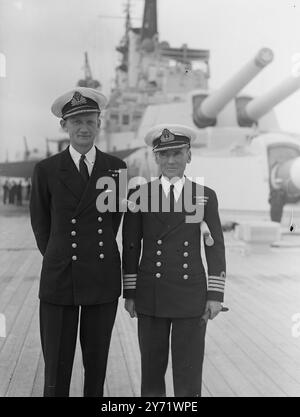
left=103, top=0, right=300, bottom=223
left=104, top=0, right=210, bottom=151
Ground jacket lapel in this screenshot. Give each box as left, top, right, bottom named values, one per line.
left=156, top=179, right=201, bottom=239
left=152, top=181, right=169, bottom=226
left=149, top=178, right=185, bottom=239
left=59, top=147, right=86, bottom=201
left=74, top=147, right=110, bottom=216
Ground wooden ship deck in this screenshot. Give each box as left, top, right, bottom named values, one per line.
left=0, top=204, right=300, bottom=397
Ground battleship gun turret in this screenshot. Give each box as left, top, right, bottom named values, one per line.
left=238, top=75, right=300, bottom=125
left=268, top=155, right=300, bottom=222
left=273, top=157, right=300, bottom=196
left=235, top=74, right=300, bottom=221
left=193, top=48, right=274, bottom=128
left=103, top=0, right=300, bottom=225
left=274, top=157, right=300, bottom=197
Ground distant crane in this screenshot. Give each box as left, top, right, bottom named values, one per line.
left=23, top=136, right=30, bottom=160
left=77, top=52, right=101, bottom=89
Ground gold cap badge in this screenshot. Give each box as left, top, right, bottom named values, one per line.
left=71, top=91, right=87, bottom=107
left=160, top=128, right=174, bottom=143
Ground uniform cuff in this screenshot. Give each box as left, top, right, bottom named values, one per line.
left=207, top=273, right=225, bottom=300
left=207, top=290, right=224, bottom=302
left=123, top=289, right=136, bottom=299
left=123, top=273, right=137, bottom=292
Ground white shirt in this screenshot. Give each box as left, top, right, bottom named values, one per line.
left=160, top=175, right=185, bottom=202
left=69, top=145, right=96, bottom=176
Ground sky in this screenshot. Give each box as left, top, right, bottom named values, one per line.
left=1, top=0, right=300, bottom=161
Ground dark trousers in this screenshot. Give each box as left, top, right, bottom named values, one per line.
left=138, top=314, right=207, bottom=397
left=39, top=300, right=118, bottom=397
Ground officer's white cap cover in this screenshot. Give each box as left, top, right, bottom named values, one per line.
left=145, top=124, right=197, bottom=152
left=51, top=87, right=107, bottom=119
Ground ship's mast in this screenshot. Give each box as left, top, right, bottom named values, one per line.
left=77, top=52, right=101, bottom=89
left=115, top=0, right=131, bottom=73
left=84, top=51, right=93, bottom=81
left=105, top=0, right=211, bottom=152
left=141, top=0, right=157, bottom=41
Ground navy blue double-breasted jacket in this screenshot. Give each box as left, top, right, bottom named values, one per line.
left=30, top=146, right=126, bottom=306
left=122, top=178, right=226, bottom=318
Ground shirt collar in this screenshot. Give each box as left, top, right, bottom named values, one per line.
left=69, top=144, right=96, bottom=165
left=161, top=175, right=185, bottom=195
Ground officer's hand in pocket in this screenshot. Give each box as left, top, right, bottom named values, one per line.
left=125, top=299, right=137, bottom=318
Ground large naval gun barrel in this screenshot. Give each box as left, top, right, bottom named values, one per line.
left=194, top=48, right=274, bottom=128
left=239, top=75, right=300, bottom=124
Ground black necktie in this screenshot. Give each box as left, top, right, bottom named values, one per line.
left=79, top=154, right=89, bottom=183
left=169, top=184, right=175, bottom=213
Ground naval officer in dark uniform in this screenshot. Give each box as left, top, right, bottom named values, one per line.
left=30, top=87, right=126, bottom=397
left=122, top=124, right=226, bottom=397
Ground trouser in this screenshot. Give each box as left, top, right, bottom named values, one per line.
left=138, top=314, right=207, bottom=397
left=39, top=300, right=118, bottom=397
left=3, top=189, right=8, bottom=204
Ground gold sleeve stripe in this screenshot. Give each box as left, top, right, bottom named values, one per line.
left=207, top=287, right=224, bottom=293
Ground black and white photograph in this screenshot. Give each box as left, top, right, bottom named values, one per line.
left=0, top=0, right=300, bottom=400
